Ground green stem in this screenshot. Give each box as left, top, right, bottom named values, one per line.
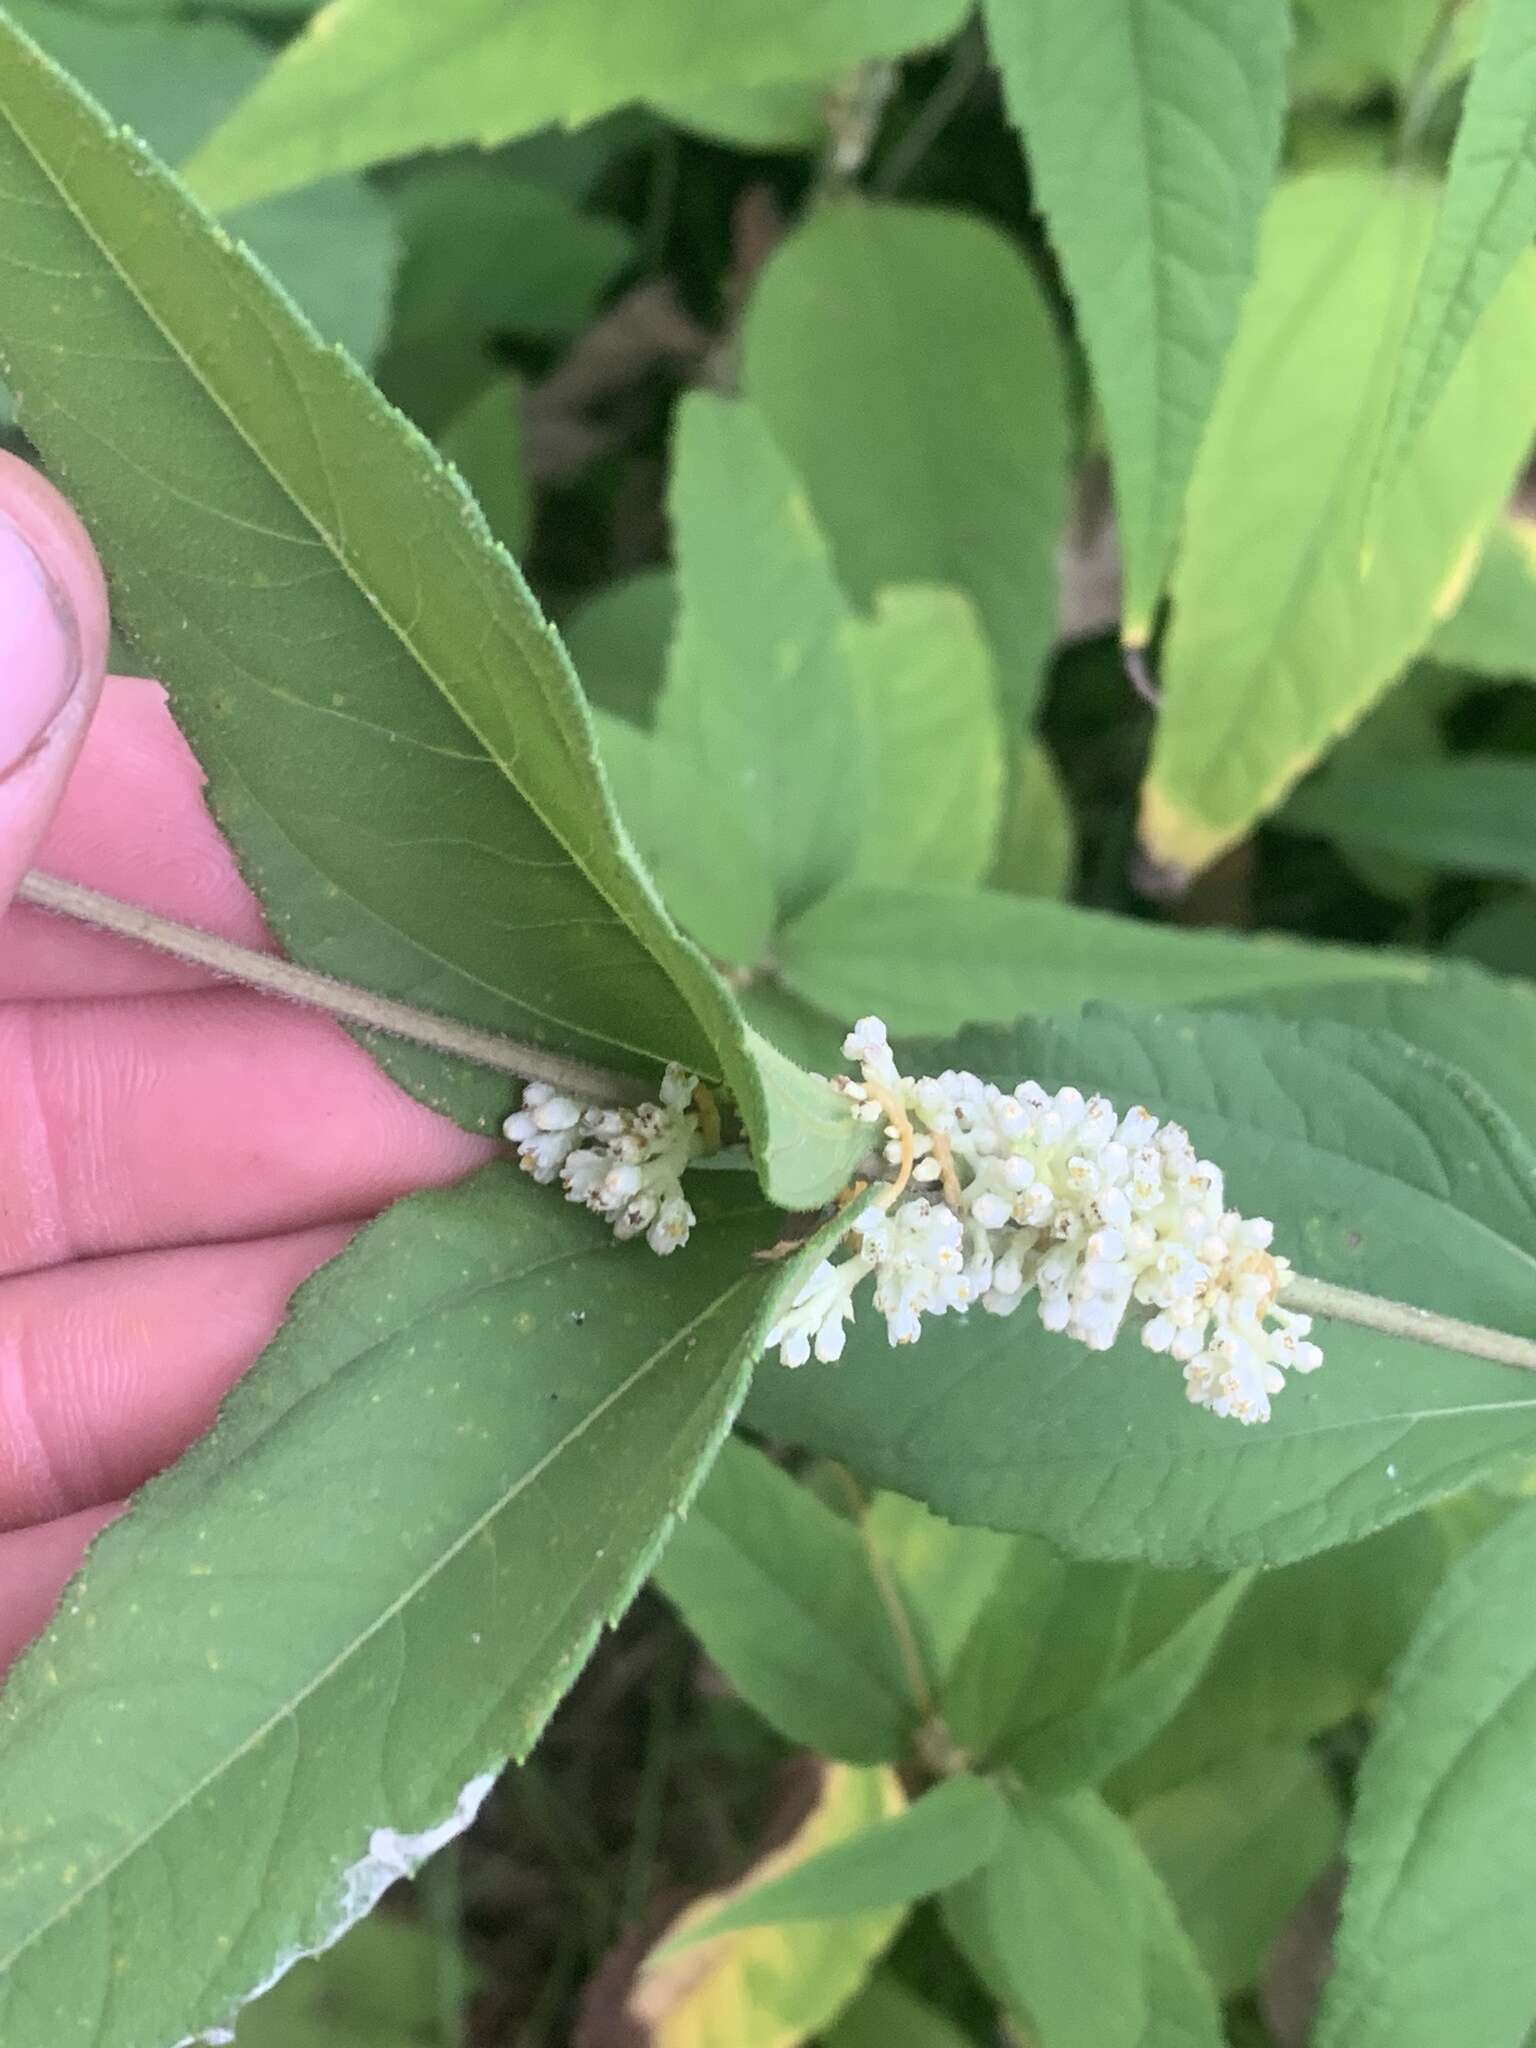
left=1280, top=1274, right=1536, bottom=1373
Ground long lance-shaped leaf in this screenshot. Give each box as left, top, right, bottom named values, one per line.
left=0, top=14, right=862, bottom=1209
left=0, top=1172, right=809, bottom=2048
left=1140, top=167, right=1536, bottom=879
left=982, top=0, right=1290, bottom=643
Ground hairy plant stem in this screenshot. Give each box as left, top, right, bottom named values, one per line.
left=20, top=870, right=1536, bottom=1378
left=17, top=870, right=648, bottom=1107
left=1279, top=1275, right=1536, bottom=1374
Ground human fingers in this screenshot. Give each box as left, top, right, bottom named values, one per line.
left=0, top=1502, right=116, bottom=1677
left=0, top=988, right=494, bottom=1278
left=0, top=454, right=109, bottom=913
left=1, top=673, right=274, bottom=1002
left=0, top=1225, right=354, bottom=1532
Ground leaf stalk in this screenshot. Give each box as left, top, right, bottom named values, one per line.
left=17, top=869, right=648, bottom=1107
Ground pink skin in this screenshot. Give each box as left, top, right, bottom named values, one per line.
left=0, top=454, right=494, bottom=1676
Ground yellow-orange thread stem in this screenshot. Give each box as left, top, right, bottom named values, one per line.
left=865, top=1080, right=915, bottom=1205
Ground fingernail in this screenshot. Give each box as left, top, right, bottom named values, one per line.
left=0, top=510, right=80, bottom=777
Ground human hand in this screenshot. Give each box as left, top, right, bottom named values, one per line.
left=0, top=455, right=493, bottom=1676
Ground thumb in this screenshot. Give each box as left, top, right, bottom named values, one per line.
left=0, top=453, right=109, bottom=915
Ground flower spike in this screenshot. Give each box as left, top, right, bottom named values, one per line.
left=768, top=1018, right=1323, bottom=1424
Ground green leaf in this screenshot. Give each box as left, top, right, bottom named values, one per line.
left=650, top=74, right=826, bottom=151
left=595, top=710, right=778, bottom=970
left=0, top=17, right=863, bottom=1209
left=942, top=1549, right=1250, bottom=1786
left=775, top=883, right=1427, bottom=1039
left=746, top=1008, right=1536, bottom=1568
left=992, top=741, right=1077, bottom=900
left=237, top=1910, right=449, bottom=2048
left=1317, top=1499, right=1536, bottom=2048
left=941, top=1537, right=1073, bottom=1760
left=652, top=1436, right=922, bottom=1763
left=1377, top=0, right=1536, bottom=483
left=982, top=0, right=1289, bottom=642
left=1133, top=1748, right=1341, bottom=1997
left=1007, top=1574, right=1252, bottom=1791
left=1295, top=0, right=1485, bottom=97
left=436, top=378, right=530, bottom=560
left=665, top=1777, right=1008, bottom=1949
left=1142, top=167, right=1536, bottom=879
left=845, top=587, right=1006, bottom=888
left=6, top=0, right=398, bottom=364
left=944, top=1784, right=1224, bottom=2048
left=1446, top=896, right=1536, bottom=978
left=1233, top=960, right=1536, bottom=1149
left=1112, top=1508, right=1479, bottom=1802
left=606, top=575, right=1011, bottom=958
left=1283, top=660, right=1465, bottom=906
left=827, top=1971, right=982, bottom=2048
left=742, top=198, right=1069, bottom=724
left=0, top=1169, right=792, bottom=2047
left=1431, top=513, right=1536, bottom=679
left=661, top=392, right=865, bottom=920
left=183, top=0, right=971, bottom=208
left=561, top=569, right=676, bottom=728
left=374, top=155, right=633, bottom=433
left=1283, top=752, right=1536, bottom=886
left=862, top=1491, right=1015, bottom=1692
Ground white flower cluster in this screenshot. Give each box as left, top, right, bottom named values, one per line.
left=504, top=1065, right=703, bottom=1256
left=764, top=1018, right=1323, bottom=1425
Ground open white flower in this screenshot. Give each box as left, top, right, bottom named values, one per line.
left=504, top=1064, right=704, bottom=1256
left=765, top=1018, right=1322, bottom=1424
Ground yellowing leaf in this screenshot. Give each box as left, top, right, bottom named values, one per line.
left=626, top=1764, right=907, bottom=2048
left=1142, top=167, right=1536, bottom=877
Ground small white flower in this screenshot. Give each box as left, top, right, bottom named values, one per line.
left=843, top=1016, right=900, bottom=1090
left=765, top=1256, right=869, bottom=1367
left=503, top=1084, right=588, bottom=1183
left=504, top=1064, right=706, bottom=1254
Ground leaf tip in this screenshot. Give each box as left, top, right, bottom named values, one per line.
left=1135, top=781, right=1226, bottom=886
